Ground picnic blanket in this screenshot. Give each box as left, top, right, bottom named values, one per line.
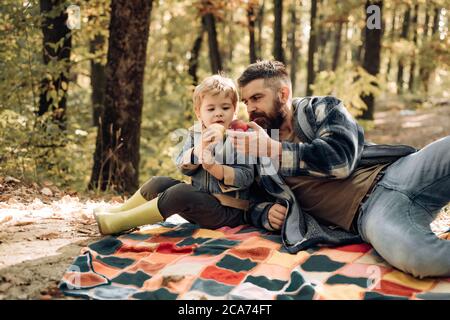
left=59, top=222, right=450, bottom=300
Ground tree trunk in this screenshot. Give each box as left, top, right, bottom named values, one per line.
left=432, top=8, right=440, bottom=36
left=89, top=0, right=153, bottom=194
left=188, top=23, right=205, bottom=85
left=359, top=0, right=383, bottom=120
left=38, top=0, right=72, bottom=131
left=306, top=0, right=318, bottom=96
left=418, top=4, right=430, bottom=94
left=423, top=5, right=430, bottom=38
left=397, top=4, right=410, bottom=94
left=355, top=26, right=365, bottom=65
left=203, top=12, right=222, bottom=73
left=408, top=4, right=419, bottom=92
left=420, top=7, right=440, bottom=94
left=247, top=1, right=258, bottom=63
left=90, top=34, right=106, bottom=127
left=288, top=4, right=299, bottom=91
left=331, top=21, right=343, bottom=71
left=318, top=28, right=332, bottom=72
left=256, top=0, right=265, bottom=59
left=385, top=5, right=397, bottom=79
left=273, top=0, right=285, bottom=63
left=223, top=9, right=234, bottom=72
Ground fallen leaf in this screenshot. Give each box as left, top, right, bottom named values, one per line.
left=0, top=216, right=12, bottom=224
left=80, top=213, right=91, bottom=220
left=7, top=198, right=19, bottom=205
left=110, top=196, right=123, bottom=203
left=36, top=232, right=59, bottom=240
left=0, top=282, right=12, bottom=292
left=42, top=180, right=54, bottom=187
left=78, top=228, right=97, bottom=236
left=14, top=221, right=34, bottom=227
left=40, top=187, right=53, bottom=196
left=5, top=176, right=20, bottom=184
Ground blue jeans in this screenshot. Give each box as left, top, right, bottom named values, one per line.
left=357, top=136, right=450, bottom=278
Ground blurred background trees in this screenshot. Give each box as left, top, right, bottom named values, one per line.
left=0, top=0, right=449, bottom=194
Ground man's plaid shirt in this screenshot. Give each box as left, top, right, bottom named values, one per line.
left=245, top=96, right=366, bottom=253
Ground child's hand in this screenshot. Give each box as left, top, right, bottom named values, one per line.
left=201, top=146, right=215, bottom=168
left=202, top=123, right=226, bottom=149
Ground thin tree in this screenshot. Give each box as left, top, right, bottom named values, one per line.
left=89, top=0, right=153, bottom=194
left=331, top=20, right=344, bottom=71
left=419, top=7, right=441, bottom=94
left=247, top=0, right=258, bottom=63
left=188, top=22, right=205, bottom=85
left=90, top=34, right=106, bottom=127
left=317, top=1, right=331, bottom=72
left=273, top=0, right=285, bottom=63
left=397, top=4, right=411, bottom=94
left=306, top=0, right=318, bottom=96
left=318, top=29, right=332, bottom=72
left=38, top=0, right=72, bottom=131
left=288, top=4, right=299, bottom=91
left=385, top=4, right=397, bottom=79
left=202, top=1, right=222, bottom=73
left=408, top=4, right=419, bottom=92
left=359, top=0, right=383, bottom=120
left=256, top=0, right=265, bottom=58
left=354, top=25, right=366, bottom=65
left=432, top=7, right=440, bottom=35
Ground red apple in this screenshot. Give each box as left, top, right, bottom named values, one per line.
left=229, top=119, right=249, bottom=132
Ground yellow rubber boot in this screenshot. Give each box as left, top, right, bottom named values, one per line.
left=94, top=188, right=148, bottom=214
left=94, top=197, right=164, bottom=235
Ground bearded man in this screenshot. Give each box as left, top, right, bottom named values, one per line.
left=227, top=60, right=450, bottom=278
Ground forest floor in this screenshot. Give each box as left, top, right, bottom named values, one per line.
left=0, top=97, right=449, bottom=300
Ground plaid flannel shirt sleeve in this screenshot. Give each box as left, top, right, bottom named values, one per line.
left=279, top=96, right=363, bottom=179
left=175, top=130, right=201, bottom=176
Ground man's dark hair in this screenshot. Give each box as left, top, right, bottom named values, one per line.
left=237, top=60, right=290, bottom=89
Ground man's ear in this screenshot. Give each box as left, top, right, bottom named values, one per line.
left=278, top=86, right=290, bottom=104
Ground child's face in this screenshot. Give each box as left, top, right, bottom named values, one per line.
left=196, top=92, right=235, bottom=128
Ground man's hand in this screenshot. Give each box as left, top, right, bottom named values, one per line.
left=227, top=122, right=281, bottom=159
left=268, top=203, right=287, bottom=230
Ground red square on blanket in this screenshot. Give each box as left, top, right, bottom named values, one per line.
left=156, top=242, right=195, bottom=254
left=200, top=265, right=246, bottom=286
left=376, top=280, right=422, bottom=297
left=228, top=246, right=271, bottom=262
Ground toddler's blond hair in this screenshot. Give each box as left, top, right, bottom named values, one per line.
left=193, top=75, right=239, bottom=111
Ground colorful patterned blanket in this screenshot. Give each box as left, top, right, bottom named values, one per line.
left=59, top=222, right=450, bottom=300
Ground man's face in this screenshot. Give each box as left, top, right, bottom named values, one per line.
left=240, top=79, right=284, bottom=130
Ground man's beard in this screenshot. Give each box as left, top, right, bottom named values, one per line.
left=249, top=98, right=285, bottom=131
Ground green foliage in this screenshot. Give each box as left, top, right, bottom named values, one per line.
left=311, top=66, right=384, bottom=117
left=0, top=0, right=108, bottom=190
left=0, top=0, right=448, bottom=193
